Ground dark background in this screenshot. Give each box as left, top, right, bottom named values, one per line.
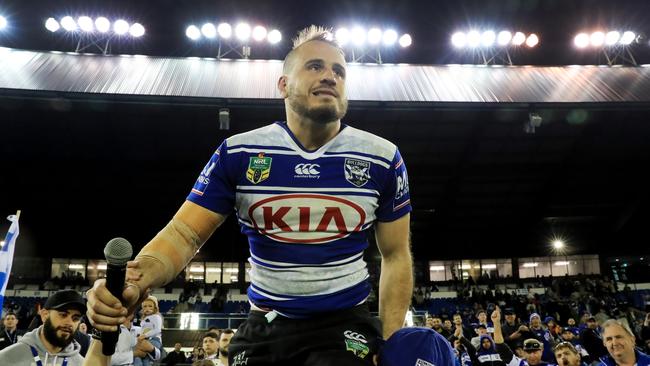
left=1, top=0, right=649, bottom=262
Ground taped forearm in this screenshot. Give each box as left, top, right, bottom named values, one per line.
left=135, top=218, right=202, bottom=287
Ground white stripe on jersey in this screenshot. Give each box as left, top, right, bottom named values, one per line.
left=236, top=185, right=380, bottom=196
left=248, top=286, right=293, bottom=301
left=249, top=255, right=369, bottom=297
left=250, top=251, right=364, bottom=267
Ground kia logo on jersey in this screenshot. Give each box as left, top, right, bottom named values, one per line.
left=248, top=194, right=367, bottom=244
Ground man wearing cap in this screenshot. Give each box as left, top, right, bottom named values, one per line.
left=528, top=313, right=556, bottom=363
left=379, top=327, right=457, bottom=366
left=560, top=327, right=589, bottom=360
left=544, top=317, right=562, bottom=343
left=598, top=319, right=650, bottom=366
left=0, top=289, right=85, bottom=365
left=0, top=312, right=25, bottom=351
left=580, top=316, right=608, bottom=363
left=492, top=307, right=550, bottom=366
left=553, top=342, right=588, bottom=366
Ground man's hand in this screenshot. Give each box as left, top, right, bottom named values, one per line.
left=455, top=324, right=463, bottom=338
left=491, top=306, right=501, bottom=324
left=519, top=325, right=529, bottom=332
left=86, top=279, right=139, bottom=332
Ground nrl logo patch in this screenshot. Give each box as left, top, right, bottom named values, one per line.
left=344, top=158, right=371, bottom=187
left=344, top=339, right=370, bottom=359
left=246, top=153, right=272, bottom=184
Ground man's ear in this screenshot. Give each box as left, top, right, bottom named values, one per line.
left=39, top=309, right=49, bottom=322
left=278, top=76, right=289, bottom=98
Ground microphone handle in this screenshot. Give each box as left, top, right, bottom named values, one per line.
left=101, top=262, right=127, bottom=356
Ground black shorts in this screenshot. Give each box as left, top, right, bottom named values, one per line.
left=228, top=304, right=382, bottom=366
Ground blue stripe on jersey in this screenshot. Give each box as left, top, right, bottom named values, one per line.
left=322, top=150, right=392, bottom=165
left=227, top=144, right=295, bottom=152
left=248, top=280, right=370, bottom=318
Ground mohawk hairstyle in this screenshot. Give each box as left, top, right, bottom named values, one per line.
left=283, top=25, right=345, bottom=73
left=291, top=25, right=337, bottom=49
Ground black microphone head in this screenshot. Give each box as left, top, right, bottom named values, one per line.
left=104, top=237, right=133, bottom=266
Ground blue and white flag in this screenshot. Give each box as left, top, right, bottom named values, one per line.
left=0, top=214, right=19, bottom=311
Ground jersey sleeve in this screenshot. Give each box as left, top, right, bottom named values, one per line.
left=187, top=140, right=236, bottom=215
left=375, top=147, right=412, bottom=221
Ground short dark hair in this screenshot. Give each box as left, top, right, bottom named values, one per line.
left=203, top=332, right=219, bottom=341
left=220, top=329, right=235, bottom=339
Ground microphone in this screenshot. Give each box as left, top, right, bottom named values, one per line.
left=101, top=237, right=133, bottom=356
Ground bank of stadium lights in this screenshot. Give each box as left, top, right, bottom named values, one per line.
left=186, top=21, right=282, bottom=59
left=45, top=16, right=145, bottom=54
left=574, top=30, right=639, bottom=65
left=451, top=29, right=539, bottom=65
left=332, top=26, right=411, bottom=63
left=0, top=15, right=7, bottom=31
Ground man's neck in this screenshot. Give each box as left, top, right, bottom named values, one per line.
left=219, top=353, right=229, bottom=365
left=286, top=113, right=341, bottom=151
left=39, top=327, right=63, bottom=354
left=614, top=353, right=636, bottom=366
left=5, top=327, right=16, bottom=333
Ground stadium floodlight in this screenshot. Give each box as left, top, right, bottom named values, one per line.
left=201, top=23, right=217, bottom=39
left=351, top=26, right=366, bottom=46
left=605, top=31, right=620, bottom=46
left=552, top=240, right=565, bottom=249
left=467, top=30, right=481, bottom=48
left=367, top=27, right=382, bottom=45
left=217, top=22, right=232, bottom=39
left=129, top=23, right=145, bottom=37
left=186, top=25, right=201, bottom=40
left=451, top=32, right=467, bottom=48
left=113, top=19, right=129, bottom=35
left=235, top=22, right=251, bottom=41
left=45, top=17, right=60, bottom=32
left=481, top=30, right=496, bottom=47
left=77, top=16, right=94, bottom=32
left=497, top=30, right=512, bottom=46
left=335, top=27, right=350, bottom=46
left=398, top=33, right=412, bottom=48
left=590, top=31, right=605, bottom=47
left=512, top=31, right=526, bottom=46
left=574, top=33, right=589, bottom=48
left=252, top=25, right=267, bottom=42
left=619, top=31, right=635, bottom=45
left=95, top=17, right=110, bottom=33
left=0, top=15, right=6, bottom=30
left=267, top=29, right=281, bottom=44
left=383, top=29, right=398, bottom=46
left=60, top=16, right=77, bottom=32
left=525, top=33, right=539, bottom=47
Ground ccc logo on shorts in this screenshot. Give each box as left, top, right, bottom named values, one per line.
left=344, top=330, right=367, bottom=344
left=294, top=163, right=320, bottom=175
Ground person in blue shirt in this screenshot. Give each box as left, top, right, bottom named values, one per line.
left=598, top=319, right=650, bottom=366
left=529, top=313, right=556, bottom=363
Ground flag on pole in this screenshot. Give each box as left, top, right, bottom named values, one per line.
left=0, top=212, right=20, bottom=311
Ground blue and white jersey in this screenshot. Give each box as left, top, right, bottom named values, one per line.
left=187, top=122, right=411, bottom=317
